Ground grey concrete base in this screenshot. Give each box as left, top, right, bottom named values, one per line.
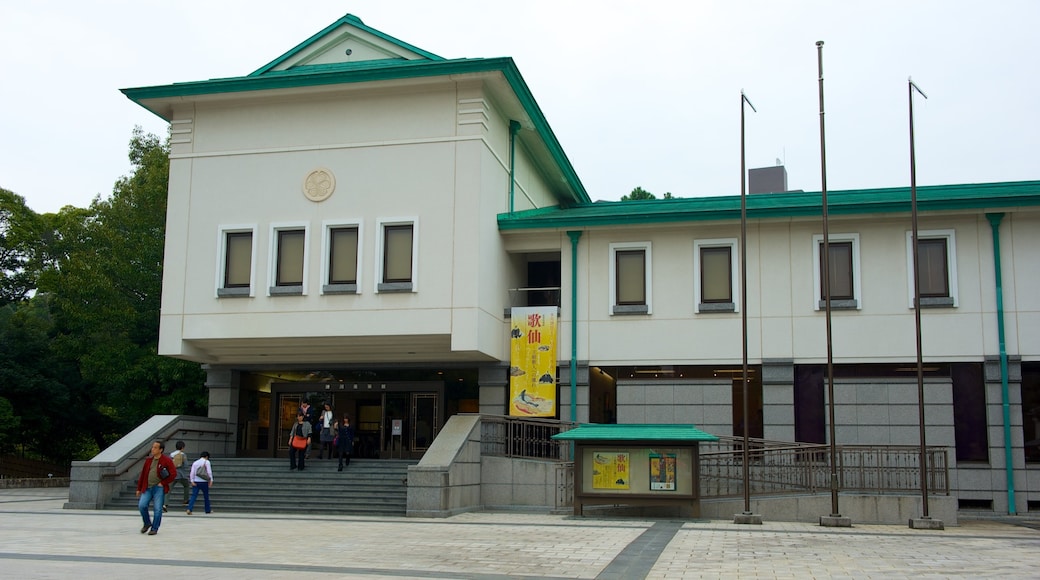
left=733, top=512, right=763, bottom=524
left=701, top=494, right=957, bottom=525
left=909, top=517, right=945, bottom=530
left=819, top=515, right=853, bottom=527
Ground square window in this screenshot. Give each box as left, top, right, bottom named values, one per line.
left=906, top=229, right=957, bottom=308
left=918, top=239, right=949, bottom=297
left=694, top=238, right=738, bottom=313
left=376, top=219, right=417, bottom=293
left=275, top=229, right=305, bottom=287
left=329, top=226, right=359, bottom=285
left=812, top=233, right=860, bottom=310
left=609, top=242, right=651, bottom=315
left=821, top=241, right=853, bottom=300
left=218, top=229, right=253, bottom=296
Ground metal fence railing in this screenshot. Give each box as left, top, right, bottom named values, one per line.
left=699, top=436, right=949, bottom=498
left=478, top=415, right=576, bottom=461
left=473, top=418, right=949, bottom=507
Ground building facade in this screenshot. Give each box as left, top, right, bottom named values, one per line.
left=123, top=14, right=1040, bottom=514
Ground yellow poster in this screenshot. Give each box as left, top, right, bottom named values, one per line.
left=649, top=453, right=677, bottom=491
left=508, top=307, right=557, bottom=417
left=592, top=452, right=630, bottom=489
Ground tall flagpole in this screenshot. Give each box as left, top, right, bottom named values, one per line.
left=734, top=91, right=761, bottom=525
left=817, top=40, right=849, bottom=528
left=907, top=77, right=943, bottom=530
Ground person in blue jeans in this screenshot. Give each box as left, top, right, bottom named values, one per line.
left=136, top=440, right=177, bottom=535
left=186, top=451, right=214, bottom=515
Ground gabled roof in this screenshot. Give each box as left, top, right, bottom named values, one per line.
left=498, top=180, right=1040, bottom=230
left=552, top=423, right=719, bottom=442
left=120, top=14, right=590, bottom=206
left=249, top=14, right=444, bottom=75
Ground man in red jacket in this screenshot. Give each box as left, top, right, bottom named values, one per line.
left=136, top=440, right=177, bottom=535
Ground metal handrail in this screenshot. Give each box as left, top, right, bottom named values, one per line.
left=478, top=415, right=576, bottom=461
left=700, top=436, right=949, bottom=497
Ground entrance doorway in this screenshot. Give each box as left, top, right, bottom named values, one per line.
left=270, top=382, right=442, bottom=460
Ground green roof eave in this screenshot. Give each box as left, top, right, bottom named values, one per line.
left=552, top=423, right=719, bottom=442
left=250, top=13, right=444, bottom=76
left=121, top=57, right=590, bottom=206
left=498, top=180, right=1040, bottom=230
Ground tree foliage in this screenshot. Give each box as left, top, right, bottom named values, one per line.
left=620, top=186, right=674, bottom=201
left=0, top=128, right=206, bottom=462
left=0, top=188, right=46, bottom=305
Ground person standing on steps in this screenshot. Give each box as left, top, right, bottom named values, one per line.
left=186, top=451, right=214, bottom=515
left=336, top=413, right=355, bottom=472
left=164, top=441, right=189, bottom=513
left=288, top=413, right=312, bottom=471
left=299, top=401, right=316, bottom=459
left=318, top=402, right=335, bottom=459
left=136, top=440, right=176, bottom=536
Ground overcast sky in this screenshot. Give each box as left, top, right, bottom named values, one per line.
left=3, top=1, right=1038, bottom=214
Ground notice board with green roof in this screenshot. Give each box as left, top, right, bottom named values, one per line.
left=552, top=424, right=718, bottom=516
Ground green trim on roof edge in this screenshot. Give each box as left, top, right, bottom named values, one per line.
left=250, top=14, right=443, bottom=76
left=122, top=57, right=590, bottom=206
left=552, top=423, right=719, bottom=442
left=498, top=180, right=1040, bottom=230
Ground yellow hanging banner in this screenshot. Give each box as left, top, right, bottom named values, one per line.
left=508, top=307, right=558, bottom=417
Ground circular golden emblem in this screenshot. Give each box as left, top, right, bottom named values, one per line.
left=302, top=168, right=336, bottom=202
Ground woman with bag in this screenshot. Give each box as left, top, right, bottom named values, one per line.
left=288, top=413, right=311, bottom=471
left=186, top=451, right=214, bottom=515
left=318, top=402, right=335, bottom=459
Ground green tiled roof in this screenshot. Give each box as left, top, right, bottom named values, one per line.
left=498, top=180, right=1040, bottom=230
left=120, top=15, right=591, bottom=207
left=551, top=424, right=719, bottom=442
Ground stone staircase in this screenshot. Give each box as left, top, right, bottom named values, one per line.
left=104, top=458, right=416, bottom=516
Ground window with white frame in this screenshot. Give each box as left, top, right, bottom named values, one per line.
left=905, top=229, right=957, bottom=307
left=270, top=224, right=307, bottom=295
left=609, top=241, right=651, bottom=315
left=376, top=218, right=417, bottom=293
left=812, top=233, right=861, bottom=310
left=322, top=221, right=361, bottom=294
left=694, top=238, right=738, bottom=313
left=217, top=226, right=255, bottom=297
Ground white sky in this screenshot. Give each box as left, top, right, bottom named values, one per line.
left=2, top=0, right=1038, bottom=214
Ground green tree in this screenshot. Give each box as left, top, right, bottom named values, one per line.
left=621, top=186, right=655, bottom=201
left=38, top=128, right=206, bottom=449
left=0, top=188, right=46, bottom=305
left=620, top=187, right=676, bottom=201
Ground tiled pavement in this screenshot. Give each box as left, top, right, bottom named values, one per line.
left=1, top=488, right=1038, bottom=579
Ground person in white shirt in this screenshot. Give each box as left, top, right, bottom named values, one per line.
left=318, top=402, right=335, bottom=459
left=163, top=441, right=189, bottom=512
left=186, top=451, right=214, bottom=515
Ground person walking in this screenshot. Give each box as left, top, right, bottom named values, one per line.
left=288, top=413, right=312, bottom=471
left=318, top=402, right=335, bottom=459
left=136, top=440, right=177, bottom=536
left=336, top=414, right=355, bottom=471
left=186, top=451, right=214, bottom=515
left=163, top=441, right=190, bottom=512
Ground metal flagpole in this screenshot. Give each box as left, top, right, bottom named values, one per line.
left=816, top=40, right=848, bottom=527
left=907, top=77, right=943, bottom=530
left=736, top=91, right=761, bottom=528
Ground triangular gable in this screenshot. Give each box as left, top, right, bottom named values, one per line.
left=250, top=13, right=443, bottom=76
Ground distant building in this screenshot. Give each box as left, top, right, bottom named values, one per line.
left=124, top=14, right=1040, bottom=515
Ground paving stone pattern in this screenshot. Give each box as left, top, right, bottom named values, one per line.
left=0, top=488, right=1038, bottom=579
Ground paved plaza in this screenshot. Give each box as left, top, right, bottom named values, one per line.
left=0, top=487, right=1038, bottom=579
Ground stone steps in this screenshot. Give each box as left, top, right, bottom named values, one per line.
left=105, top=458, right=416, bottom=516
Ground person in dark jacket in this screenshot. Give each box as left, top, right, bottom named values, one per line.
left=336, top=414, right=355, bottom=471
left=136, top=440, right=177, bottom=535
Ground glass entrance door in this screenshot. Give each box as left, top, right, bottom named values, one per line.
left=412, top=393, right=438, bottom=451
